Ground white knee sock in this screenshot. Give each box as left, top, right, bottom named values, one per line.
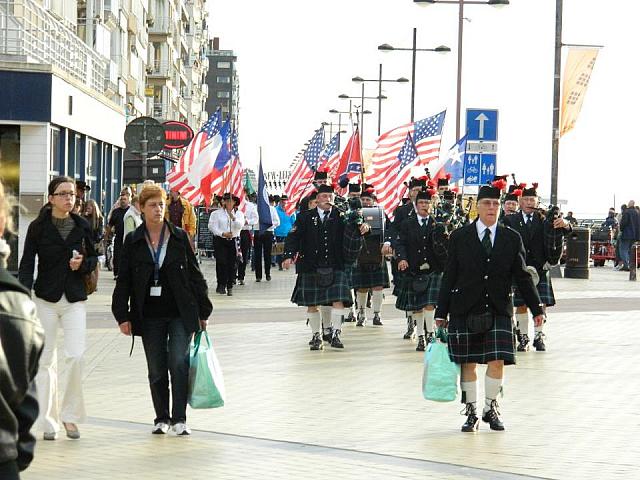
left=356, top=291, right=368, bottom=311
left=371, top=290, right=383, bottom=313
left=331, top=308, right=343, bottom=332
left=461, top=381, right=478, bottom=407
left=534, top=316, right=545, bottom=334
left=308, top=311, right=321, bottom=334
left=484, top=375, right=503, bottom=413
left=424, top=309, right=435, bottom=333
left=516, top=312, right=529, bottom=336
left=415, top=310, right=425, bottom=337
left=320, top=306, right=331, bottom=330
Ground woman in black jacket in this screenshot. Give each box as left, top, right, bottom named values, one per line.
left=0, top=180, right=44, bottom=479
left=18, top=176, right=98, bottom=442
left=112, top=184, right=212, bottom=436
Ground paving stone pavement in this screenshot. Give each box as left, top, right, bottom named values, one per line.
left=23, top=262, right=640, bottom=480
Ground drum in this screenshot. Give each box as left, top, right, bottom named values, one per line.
left=361, top=207, right=384, bottom=234
left=358, top=207, right=385, bottom=265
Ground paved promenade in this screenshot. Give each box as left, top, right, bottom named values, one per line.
left=24, top=262, right=640, bottom=480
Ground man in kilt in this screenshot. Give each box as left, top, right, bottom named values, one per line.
left=502, top=183, right=570, bottom=352
left=283, top=184, right=367, bottom=350
left=395, top=189, right=448, bottom=351
left=352, top=187, right=389, bottom=327
left=435, top=185, right=544, bottom=432
left=383, top=176, right=428, bottom=339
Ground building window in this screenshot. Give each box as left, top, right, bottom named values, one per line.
left=217, top=61, right=231, bottom=69
left=217, top=91, right=230, bottom=98
left=86, top=139, right=99, bottom=196
left=216, top=76, right=231, bottom=83
left=50, top=127, right=62, bottom=180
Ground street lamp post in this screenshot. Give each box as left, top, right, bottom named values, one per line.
left=378, top=31, right=450, bottom=123
left=338, top=92, right=380, bottom=147
left=412, top=0, right=509, bottom=139
left=352, top=65, right=408, bottom=135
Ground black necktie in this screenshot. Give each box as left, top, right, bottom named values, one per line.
left=525, top=214, right=533, bottom=232
left=322, top=211, right=329, bottom=224
left=421, top=218, right=428, bottom=229
left=482, top=228, right=492, bottom=256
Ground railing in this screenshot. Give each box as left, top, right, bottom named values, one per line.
left=0, top=0, right=108, bottom=93
left=148, top=16, right=173, bottom=36
left=150, top=59, right=170, bottom=77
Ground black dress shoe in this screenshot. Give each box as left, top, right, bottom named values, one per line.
left=356, top=309, right=365, bottom=327
left=322, top=329, right=333, bottom=343
left=461, top=404, right=479, bottom=432
left=238, top=279, right=245, bottom=286
left=330, top=330, right=344, bottom=349
left=310, top=333, right=323, bottom=351
left=227, top=289, right=233, bottom=296
left=403, top=318, right=415, bottom=339
left=278, top=266, right=283, bottom=271
left=372, top=313, right=383, bottom=326
left=481, top=401, right=505, bottom=431
left=416, top=335, right=426, bottom=351
left=517, top=333, right=530, bottom=352
left=266, top=275, right=271, bottom=281
left=216, top=287, right=226, bottom=295
left=533, top=332, right=546, bottom=351
left=344, top=311, right=355, bottom=322
left=256, top=278, right=262, bottom=282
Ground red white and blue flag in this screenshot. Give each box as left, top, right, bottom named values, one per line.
left=283, top=126, right=325, bottom=215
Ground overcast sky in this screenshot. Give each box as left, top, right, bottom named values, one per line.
left=208, top=0, right=639, bottom=216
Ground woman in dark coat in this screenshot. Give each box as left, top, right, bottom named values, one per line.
left=112, top=184, right=212, bottom=436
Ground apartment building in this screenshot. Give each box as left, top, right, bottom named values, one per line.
left=205, top=37, right=238, bottom=126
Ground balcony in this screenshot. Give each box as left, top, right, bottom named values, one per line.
left=149, top=16, right=173, bottom=36
left=149, top=60, right=171, bottom=78
left=152, top=101, right=169, bottom=120
left=0, top=0, right=108, bottom=94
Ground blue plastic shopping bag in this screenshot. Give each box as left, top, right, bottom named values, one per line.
left=422, top=329, right=460, bottom=402
left=188, top=331, right=225, bottom=409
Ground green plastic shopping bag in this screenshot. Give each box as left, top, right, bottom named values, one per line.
left=188, top=331, right=225, bottom=409
left=422, top=328, right=460, bottom=402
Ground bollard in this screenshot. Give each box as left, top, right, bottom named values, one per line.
left=564, top=227, right=590, bottom=279
left=631, top=243, right=638, bottom=281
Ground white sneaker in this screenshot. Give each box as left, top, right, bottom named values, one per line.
left=173, top=423, right=191, bottom=436
left=152, top=422, right=170, bottom=434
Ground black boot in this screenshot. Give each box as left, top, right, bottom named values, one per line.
left=344, top=311, right=356, bottom=322
left=322, top=328, right=333, bottom=343
left=481, top=400, right=505, bottom=431
left=416, top=335, right=426, bottom=351
left=331, top=330, right=344, bottom=349
left=310, top=333, right=323, bottom=351
left=461, top=403, right=479, bottom=432
left=356, top=309, right=365, bottom=327
left=532, top=332, right=546, bottom=351
left=403, top=317, right=415, bottom=339
left=372, top=313, right=383, bottom=326
left=517, top=333, right=530, bottom=352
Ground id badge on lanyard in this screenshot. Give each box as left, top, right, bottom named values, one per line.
left=145, top=226, right=166, bottom=297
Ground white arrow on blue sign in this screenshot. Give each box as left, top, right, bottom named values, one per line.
left=466, top=109, right=498, bottom=142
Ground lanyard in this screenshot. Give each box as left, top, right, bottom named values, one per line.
left=144, top=225, right=166, bottom=286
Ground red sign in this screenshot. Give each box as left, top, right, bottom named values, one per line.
left=162, top=121, right=194, bottom=149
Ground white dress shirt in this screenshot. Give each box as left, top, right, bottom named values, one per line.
left=243, top=201, right=259, bottom=230
left=266, top=205, right=281, bottom=232
left=476, top=218, right=497, bottom=247
left=208, top=208, right=245, bottom=238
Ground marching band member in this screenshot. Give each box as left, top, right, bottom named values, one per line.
left=208, top=193, right=245, bottom=296
left=238, top=194, right=258, bottom=286
left=502, top=183, right=571, bottom=352
left=435, top=184, right=544, bottom=432
left=502, top=184, right=524, bottom=218
left=395, top=189, right=448, bottom=351
left=283, top=184, right=366, bottom=350
left=352, top=186, right=389, bottom=327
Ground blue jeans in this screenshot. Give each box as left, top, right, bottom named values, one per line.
left=619, top=239, right=633, bottom=268
left=141, top=317, right=191, bottom=425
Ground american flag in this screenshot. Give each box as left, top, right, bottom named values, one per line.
left=368, top=111, right=446, bottom=218
left=227, top=129, right=246, bottom=212
left=166, top=110, right=221, bottom=205
left=283, top=126, right=325, bottom=215
left=317, top=133, right=341, bottom=178
left=206, top=118, right=232, bottom=201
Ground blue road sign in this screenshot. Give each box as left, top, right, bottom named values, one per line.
left=463, top=153, right=497, bottom=186
left=466, top=109, right=498, bottom=142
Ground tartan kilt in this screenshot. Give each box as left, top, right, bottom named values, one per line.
left=291, top=269, right=354, bottom=307
left=351, top=262, right=390, bottom=289
left=394, top=272, right=442, bottom=312
left=447, top=313, right=516, bottom=365
left=513, top=270, right=555, bottom=307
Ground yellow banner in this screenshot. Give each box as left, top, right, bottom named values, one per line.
left=560, top=48, right=599, bottom=137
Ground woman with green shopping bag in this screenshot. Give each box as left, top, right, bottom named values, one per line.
left=112, top=184, right=213, bottom=436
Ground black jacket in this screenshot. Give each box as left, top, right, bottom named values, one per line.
left=283, top=208, right=363, bottom=273
left=0, top=269, right=44, bottom=471
left=502, top=211, right=568, bottom=272
left=435, top=221, right=543, bottom=320
left=620, top=207, right=640, bottom=240
left=18, top=211, right=99, bottom=302
left=386, top=202, right=415, bottom=243
left=111, top=221, right=213, bottom=336
left=395, top=216, right=448, bottom=274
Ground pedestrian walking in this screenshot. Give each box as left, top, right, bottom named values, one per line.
left=238, top=197, right=258, bottom=285
left=123, top=195, right=143, bottom=238
left=0, top=180, right=44, bottom=479
left=618, top=200, right=639, bottom=271
left=82, top=199, right=104, bottom=251
left=274, top=195, right=296, bottom=270
left=18, top=176, right=98, bottom=441
left=165, top=189, right=197, bottom=246
left=435, top=185, right=544, bottom=432
left=208, top=193, right=245, bottom=295
left=111, top=184, right=212, bottom=436
left=253, top=196, right=280, bottom=282
left=106, top=188, right=131, bottom=279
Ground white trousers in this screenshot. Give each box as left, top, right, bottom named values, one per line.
left=35, top=296, right=87, bottom=432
